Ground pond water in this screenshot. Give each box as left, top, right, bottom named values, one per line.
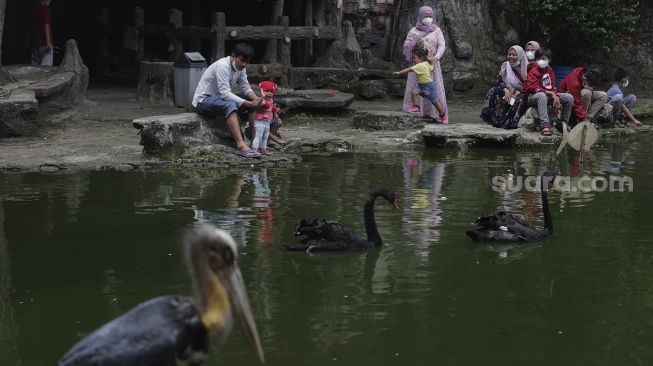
left=1, top=134, right=652, bottom=365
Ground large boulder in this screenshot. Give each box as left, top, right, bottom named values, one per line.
left=132, top=113, right=233, bottom=154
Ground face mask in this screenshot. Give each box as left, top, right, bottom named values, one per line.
left=582, top=77, right=593, bottom=91
left=421, top=17, right=433, bottom=26
left=537, top=59, right=549, bottom=69
left=622, top=79, right=629, bottom=88
left=526, top=51, right=535, bottom=60
left=510, top=61, right=520, bottom=68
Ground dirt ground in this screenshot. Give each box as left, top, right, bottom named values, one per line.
left=0, top=85, right=485, bottom=171
left=0, top=85, right=649, bottom=171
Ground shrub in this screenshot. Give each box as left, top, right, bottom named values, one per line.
left=509, top=0, right=639, bottom=64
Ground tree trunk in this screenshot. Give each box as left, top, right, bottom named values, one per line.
left=137, top=61, right=175, bottom=106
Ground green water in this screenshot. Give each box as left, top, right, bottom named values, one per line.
left=1, top=134, right=652, bottom=365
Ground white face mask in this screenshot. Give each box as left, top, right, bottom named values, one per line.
left=510, top=60, right=521, bottom=68
left=421, top=17, right=433, bottom=26
left=537, top=59, right=549, bottom=69
left=622, top=79, right=629, bottom=88
left=526, top=51, right=535, bottom=60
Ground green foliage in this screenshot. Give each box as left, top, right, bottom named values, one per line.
left=510, top=0, right=639, bottom=64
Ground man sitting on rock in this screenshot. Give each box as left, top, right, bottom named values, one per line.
left=192, top=43, right=262, bottom=158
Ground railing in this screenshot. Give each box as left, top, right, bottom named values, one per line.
left=100, top=8, right=340, bottom=84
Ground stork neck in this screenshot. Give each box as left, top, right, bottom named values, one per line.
left=193, top=256, right=229, bottom=335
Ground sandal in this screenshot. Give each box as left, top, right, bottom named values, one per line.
left=235, top=149, right=261, bottom=159
left=541, top=125, right=552, bottom=136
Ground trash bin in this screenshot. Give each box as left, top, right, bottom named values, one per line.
left=173, top=52, right=207, bottom=109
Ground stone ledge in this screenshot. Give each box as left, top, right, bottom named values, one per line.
left=422, top=123, right=561, bottom=147
left=353, top=109, right=426, bottom=131
left=26, top=71, right=75, bottom=98
left=284, top=89, right=354, bottom=109
left=132, top=113, right=233, bottom=154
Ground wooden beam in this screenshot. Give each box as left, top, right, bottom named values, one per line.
left=246, top=63, right=285, bottom=79
left=211, top=12, right=226, bottom=63
left=135, top=24, right=339, bottom=41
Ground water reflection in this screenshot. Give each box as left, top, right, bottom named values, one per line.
left=401, top=157, right=445, bottom=257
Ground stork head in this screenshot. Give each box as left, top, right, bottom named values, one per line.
left=185, top=225, right=265, bottom=363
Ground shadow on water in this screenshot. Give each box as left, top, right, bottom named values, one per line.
left=0, top=133, right=652, bottom=364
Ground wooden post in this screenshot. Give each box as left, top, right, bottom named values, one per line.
left=211, top=12, right=226, bottom=63
left=134, top=7, right=145, bottom=61
left=0, top=0, right=6, bottom=64
left=304, top=0, right=313, bottom=66
left=262, top=0, right=284, bottom=63
left=169, top=9, right=183, bottom=61
left=189, top=0, right=202, bottom=51
left=278, top=16, right=291, bottom=85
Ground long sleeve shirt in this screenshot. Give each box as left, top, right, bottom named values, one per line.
left=558, top=67, right=587, bottom=120
left=192, top=56, right=252, bottom=107
left=524, top=63, right=557, bottom=95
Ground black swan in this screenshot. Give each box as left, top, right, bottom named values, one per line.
left=287, top=187, right=399, bottom=252
left=466, top=173, right=554, bottom=242
left=58, top=225, right=264, bottom=365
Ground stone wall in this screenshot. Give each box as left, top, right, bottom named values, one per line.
left=337, top=0, right=653, bottom=95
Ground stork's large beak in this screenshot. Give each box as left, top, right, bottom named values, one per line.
left=224, top=266, right=265, bottom=363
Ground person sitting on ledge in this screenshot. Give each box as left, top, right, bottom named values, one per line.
left=524, top=47, right=573, bottom=136
left=607, top=67, right=641, bottom=127
left=192, top=43, right=262, bottom=158
left=558, top=68, right=606, bottom=127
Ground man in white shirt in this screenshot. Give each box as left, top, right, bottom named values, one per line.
left=193, top=43, right=262, bottom=158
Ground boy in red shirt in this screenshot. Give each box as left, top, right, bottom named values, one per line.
left=524, top=47, right=573, bottom=136
left=558, top=68, right=606, bottom=125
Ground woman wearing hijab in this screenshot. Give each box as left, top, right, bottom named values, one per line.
left=480, top=45, right=529, bottom=129
left=525, top=41, right=540, bottom=64
left=402, top=6, right=448, bottom=124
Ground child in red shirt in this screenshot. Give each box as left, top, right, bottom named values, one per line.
left=251, top=81, right=279, bottom=155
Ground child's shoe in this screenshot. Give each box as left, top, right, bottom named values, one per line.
left=439, top=114, right=449, bottom=124
left=407, top=106, right=421, bottom=114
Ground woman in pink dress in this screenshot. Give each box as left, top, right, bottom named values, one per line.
left=402, top=6, right=448, bottom=123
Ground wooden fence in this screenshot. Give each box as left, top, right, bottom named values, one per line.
left=100, top=8, right=340, bottom=84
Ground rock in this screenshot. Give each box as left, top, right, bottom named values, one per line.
left=290, top=67, right=358, bottom=90
left=342, top=21, right=363, bottom=68
left=132, top=113, right=233, bottom=154
left=0, top=65, right=16, bottom=85
left=137, top=61, right=174, bottom=105
left=421, top=122, right=560, bottom=148
left=594, top=104, right=614, bottom=126
left=0, top=89, right=38, bottom=137
left=284, top=89, right=354, bottom=109
left=452, top=71, right=476, bottom=91
left=353, top=110, right=426, bottom=131
left=351, top=80, right=387, bottom=99
left=518, top=107, right=540, bottom=131
left=56, top=39, right=89, bottom=107
left=349, top=78, right=406, bottom=99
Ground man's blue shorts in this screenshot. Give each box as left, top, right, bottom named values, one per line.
left=417, top=81, right=438, bottom=103
left=196, top=95, right=240, bottom=118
